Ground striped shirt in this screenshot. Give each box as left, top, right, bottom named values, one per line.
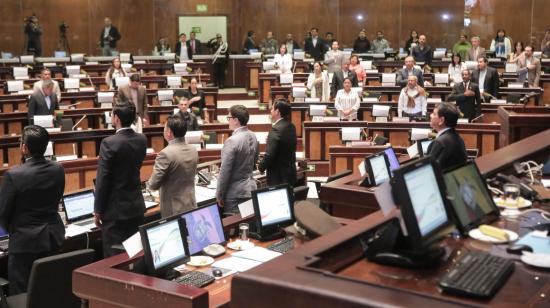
left=335, top=89, right=361, bottom=120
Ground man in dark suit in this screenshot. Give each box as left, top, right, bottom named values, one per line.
left=259, top=100, right=297, bottom=187
left=188, top=31, right=201, bottom=55
left=117, top=74, right=148, bottom=125
left=28, top=79, right=59, bottom=125
left=411, top=34, right=433, bottom=66
left=427, top=102, right=468, bottom=170
left=396, top=56, right=424, bottom=88
left=175, top=32, right=193, bottom=61
left=331, top=61, right=359, bottom=98
left=304, top=27, right=326, bottom=62
left=99, top=17, right=121, bottom=56
left=94, top=101, right=147, bottom=257
left=447, top=69, right=482, bottom=121
left=472, top=56, right=500, bottom=100
left=0, top=125, right=65, bottom=295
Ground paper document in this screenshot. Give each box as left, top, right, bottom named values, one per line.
left=232, top=247, right=282, bottom=263
left=122, top=232, right=143, bottom=258
left=195, top=185, right=216, bottom=203
left=238, top=199, right=255, bottom=218
left=65, top=224, right=92, bottom=237
left=212, top=256, right=262, bottom=272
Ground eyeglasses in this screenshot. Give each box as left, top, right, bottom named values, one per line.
left=226, top=116, right=235, bottom=121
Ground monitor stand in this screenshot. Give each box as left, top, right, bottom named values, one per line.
left=371, top=245, right=445, bottom=268
left=249, top=229, right=285, bottom=242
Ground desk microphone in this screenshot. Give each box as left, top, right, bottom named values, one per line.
left=519, top=92, right=537, bottom=104
left=66, top=102, right=82, bottom=109
left=292, top=61, right=297, bottom=74
left=88, top=76, right=95, bottom=90
left=471, top=114, right=484, bottom=123
left=72, top=114, right=87, bottom=131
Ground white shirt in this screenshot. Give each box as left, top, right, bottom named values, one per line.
left=397, top=87, right=427, bottom=117
left=448, top=63, right=465, bottom=84
left=478, top=69, right=487, bottom=92
left=273, top=53, right=293, bottom=73
left=103, top=26, right=111, bottom=39
left=436, top=127, right=452, bottom=138
left=180, top=43, right=189, bottom=61
left=312, top=36, right=318, bottom=47
left=45, top=95, right=51, bottom=109
left=335, top=89, right=360, bottom=120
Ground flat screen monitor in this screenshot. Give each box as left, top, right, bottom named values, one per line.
left=251, top=184, right=294, bottom=240
left=0, top=226, right=8, bottom=239
left=383, top=147, right=400, bottom=174
left=392, top=156, right=455, bottom=251
left=139, top=216, right=190, bottom=277
left=54, top=51, right=67, bottom=58
left=365, top=152, right=391, bottom=186
left=62, top=189, right=95, bottom=224
left=443, top=162, right=500, bottom=233
left=181, top=202, right=226, bottom=255
left=417, top=138, right=433, bottom=157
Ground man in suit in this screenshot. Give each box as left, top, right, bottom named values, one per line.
left=427, top=102, right=468, bottom=170
left=117, top=74, right=148, bottom=125
left=243, top=30, right=258, bottom=54
left=32, top=68, right=61, bottom=101
left=411, top=35, right=433, bottom=66
left=472, top=56, right=500, bottom=100
left=324, top=40, right=346, bottom=74
left=259, top=100, right=297, bottom=187
left=465, top=36, right=486, bottom=61
left=331, top=60, right=358, bottom=98
left=148, top=114, right=197, bottom=217
left=94, top=101, right=147, bottom=257
left=0, top=125, right=65, bottom=295
left=175, top=32, right=193, bottom=62
left=99, top=17, right=121, bottom=56
left=304, top=27, right=326, bottom=62
left=28, top=79, right=59, bottom=125
left=396, top=56, right=424, bottom=88
left=447, top=69, right=482, bottom=121
left=216, top=105, right=259, bottom=215
left=188, top=31, right=201, bottom=55
left=514, top=45, right=541, bottom=87
left=284, top=33, right=300, bottom=55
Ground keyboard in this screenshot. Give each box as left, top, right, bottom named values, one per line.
left=173, top=271, right=215, bottom=288
left=267, top=238, right=294, bottom=254
left=439, top=250, right=514, bottom=299
left=74, top=219, right=95, bottom=227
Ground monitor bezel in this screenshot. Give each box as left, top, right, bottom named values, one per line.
left=383, top=146, right=401, bottom=173
left=180, top=201, right=227, bottom=255
left=392, top=156, right=455, bottom=252
left=365, top=152, right=392, bottom=186
left=62, top=188, right=95, bottom=223
left=417, top=138, right=433, bottom=157
left=139, top=216, right=190, bottom=277
left=251, top=183, right=294, bottom=238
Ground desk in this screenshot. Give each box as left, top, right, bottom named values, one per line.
left=497, top=106, right=550, bottom=146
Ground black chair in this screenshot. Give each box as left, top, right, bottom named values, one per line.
left=293, top=185, right=309, bottom=202
left=0, top=249, right=95, bottom=308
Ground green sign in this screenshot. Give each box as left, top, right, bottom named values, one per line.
left=191, top=27, right=201, bottom=34
left=196, top=4, right=208, bottom=12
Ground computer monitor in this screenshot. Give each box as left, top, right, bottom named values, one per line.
left=181, top=202, right=226, bottom=255
left=139, top=216, right=190, bottom=277
left=0, top=226, right=8, bottom=239
left=383, top=147, right=400, bottom=175
left=62, top=189, right=95, bottom=224
left=251, top=184, right=294, bottom=240
left=392, top=156, right=455, bottom=252
left=365, top=152, right=391, bottom=187
left=443, top=162, right=500, bottom=233
left=417, top=138, right=433, bottom=157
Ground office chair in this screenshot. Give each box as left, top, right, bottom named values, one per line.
left=316, top=169, right=353, bottom=214
left=0, top=249, right=95, bottom=308
left=293, top=185, right=309, bottom=202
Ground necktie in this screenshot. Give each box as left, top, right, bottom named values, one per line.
left=192, top=41, right=195, bottom=53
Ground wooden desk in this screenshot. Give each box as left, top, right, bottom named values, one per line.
left=497, top=106, right=550, bottom=146
left=257, top=72, right=309, bottom=104
left=246, top=61, right=311, bottom=92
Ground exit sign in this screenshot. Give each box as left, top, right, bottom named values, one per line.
left=196, top=4, right=208, bottom=12
left=191, top=27, right=201, bottom=34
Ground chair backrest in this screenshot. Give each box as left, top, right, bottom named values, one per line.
left=293, top=185, right=309, bottom=202
left=26, top=249, right=95, bottom=308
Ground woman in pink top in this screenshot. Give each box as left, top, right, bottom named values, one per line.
left=349, top=55, right=366, bottom=84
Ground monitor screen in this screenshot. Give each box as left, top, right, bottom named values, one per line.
left=182, top=203, right=225, bottom=255
left=63, top=190, right=95, bottom=222
left=384, top=147, right=400, bottom=173
left=143, top=218, right=188, bottom=271
left=256, top=187, right=292, bottom=227
left=443, top=163, right=499, bottom=231
left=0, top=226, right=8, bottom=238
left=403, top=162, right=449, bottom=236
left=367, top=154, right=390, bottom=186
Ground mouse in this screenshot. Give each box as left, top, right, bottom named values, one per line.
left=212, top=269, right=223, bottom=277
left=506, top=244, right=533, bottom=255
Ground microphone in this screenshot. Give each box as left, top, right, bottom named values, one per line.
left=88, top=76, right=95, bottom=90
left=519, top=92, right=537, bottom=104
left=471, top=114, right=484, bottom=123
left=72, top=114, right=87, bottom=131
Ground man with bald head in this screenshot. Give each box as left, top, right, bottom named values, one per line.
left=465, top=36, right=486, bottom=61
left=396, top=56, right=424, bottom=88
left=99, top=17, right=121, bottom=56
left=411, top=34, right=433, bottom=66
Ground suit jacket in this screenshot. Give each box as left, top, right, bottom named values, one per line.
left=331, top=70, right=359, bottom=98
left=304, top=37, right=326, bottom=61
left=427, top=128, right=468, bottom=170
left=447, top=81, right=482, bottom=120
left=28, top=90, right=59, bottom=124
left=94, top=128, right=147, bottom=221
left=471, top=67, right=500, bottom=98
left=515, top=55, right=541, bottom=87
left=148, top=138, right=198, bottom=217
left=465, top=46, right=486, bottom=61
left=324, top=50, right=346, bottom=74
left=117, top=85, right=148, bottom=119
left=216, top=127, right=259, bottom=202
left=187, top=39, right=201, bottom=55
left=243, top=37, right=258, bottom=54
left=0, top=157, right=65, bottom=254
left=99, top=26, right=121, bottom=48
left=396, top=68, right=424, bottom=88
left=258, top=119, right=297, bottom=187
left=175, top=41, right=193, bottom=60
left=33, top=80, right=61, bottom=102
left=411, top=45, right=433, bottom=65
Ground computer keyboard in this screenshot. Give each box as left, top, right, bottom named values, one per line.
left=439, top=250, right=514, bottom=299
left=173, top=271, right=215, bottom=288
left=267, top=238, right=294, bottom=254
left=74, top=219, right=95, bottom=227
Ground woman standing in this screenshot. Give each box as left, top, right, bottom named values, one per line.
left=306, top=62, right=330, bottom=101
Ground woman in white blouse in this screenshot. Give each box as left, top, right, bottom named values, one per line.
left=306, top=62, right=330, bottom=101
left=490, top=29, right=512, bottom=58
left=273, top=44, right=293, bottom=74
left=335, top=78, right=361, bottom=120
left=105, top=57, right=126, bottom=90
left=397, top=75, right=427, bottom=118
left=448, top=53, right=465, bottom=84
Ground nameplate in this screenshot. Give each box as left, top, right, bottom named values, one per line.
left=375, top=117, right=388, bottom=122
left=312, top=116, right=324, bottom=122
left=323, top=117, right=340, bottom=122
left=56, top=155, right=78, bottom=162
left=457, top=118, right=469, bottom=124
left=392, top=117, right=410, bottom=123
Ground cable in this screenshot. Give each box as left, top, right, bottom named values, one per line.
left=520, top=208, right=550, bottom=222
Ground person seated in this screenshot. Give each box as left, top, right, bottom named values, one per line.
left=411, top=34, right=433, bottom=66
left=447, top=69, right=482, bottom=121
left=335, top=77, right=360, bottom=121
left=28, top=79, right=59, bottom=125
left=396, top=56, right=424, bottom=88
left=349, top=55, right=366, bottom=84
left=153, top=37, right=171, bottom=56
left=448, top=53, right=466, bottom=84
left=397, top=75, right=427, bottom=119
left=324, top=40, right=345, bottom=74
left=371, top=31, right=390, bottom=53
left=490, top=29, right=512, bottom=58
left=284, top=33, right=300, bottom=54
left=471, top=56, right=499, bottom=100
left=176, top=96, right=199, bottom=131
left=306, top=61, right=330, bottom=101
left=353, top=29, right=371, bottom=53
left=261, top=31, right=278, bottom=55
left=33, top=68, right=61, bottom=101
left=465, top=36, right=486, bottom=61
left=273, top=44, right=293, bottom=73
left=184, top=77, right=208, bottom=122
left=511, top=45, right=541, bottom=87
left=243, top=30, right=258, bottom=54
left=330, top=60, right=358, bottom=98
left=105, top=57, right=126, bottom=90
left=452, top=33, right=471, bottom=60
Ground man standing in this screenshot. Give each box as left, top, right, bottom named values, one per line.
left=0, top=125, right=65, bottom=294
left=175, top=33, right=193, bottom=62
left=261, top=31, right=278, bottom=55
left=471, top=56, right=499, bottom=100
left=188, top=31, right=201, bottom=55
left=216, top=105, right=258, bottom=215
left=117, top=74, right=148, bottom=126
left=94, top=101, right=147, bottom=257
left=28, top=80, right=59, bottom=125
left=99, top=17, right=121, bottom=56
left=331, top=60, right=358, bottom=98
left=465, top=36, right=486, bottom=61
left=411, top=34, right=433, bottom=66
left=447, top=69, right=481, bottom=121
left=371, top=31, right=390, bottom=54
left=259, top=100, right=297, bottom=187
left=396, top=56, right=424, bottom=88
left=427, top=102, right=468, bottom=170
left=514, top=45, right=541, bottom=87
left=304, top=27, right=326, bottom=62
left=353, top=29, right=371, bottom=53
left=207, top=34, right=229, bottom=89
left=285, top=33, right=300, bottom=55
left=324, top=40, right=345, bottom=74
left=148, top=115, right=198, bottom=217
left=33, top=68, right=61, bottom=102
left=397, top=75, right=427, bottom=118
